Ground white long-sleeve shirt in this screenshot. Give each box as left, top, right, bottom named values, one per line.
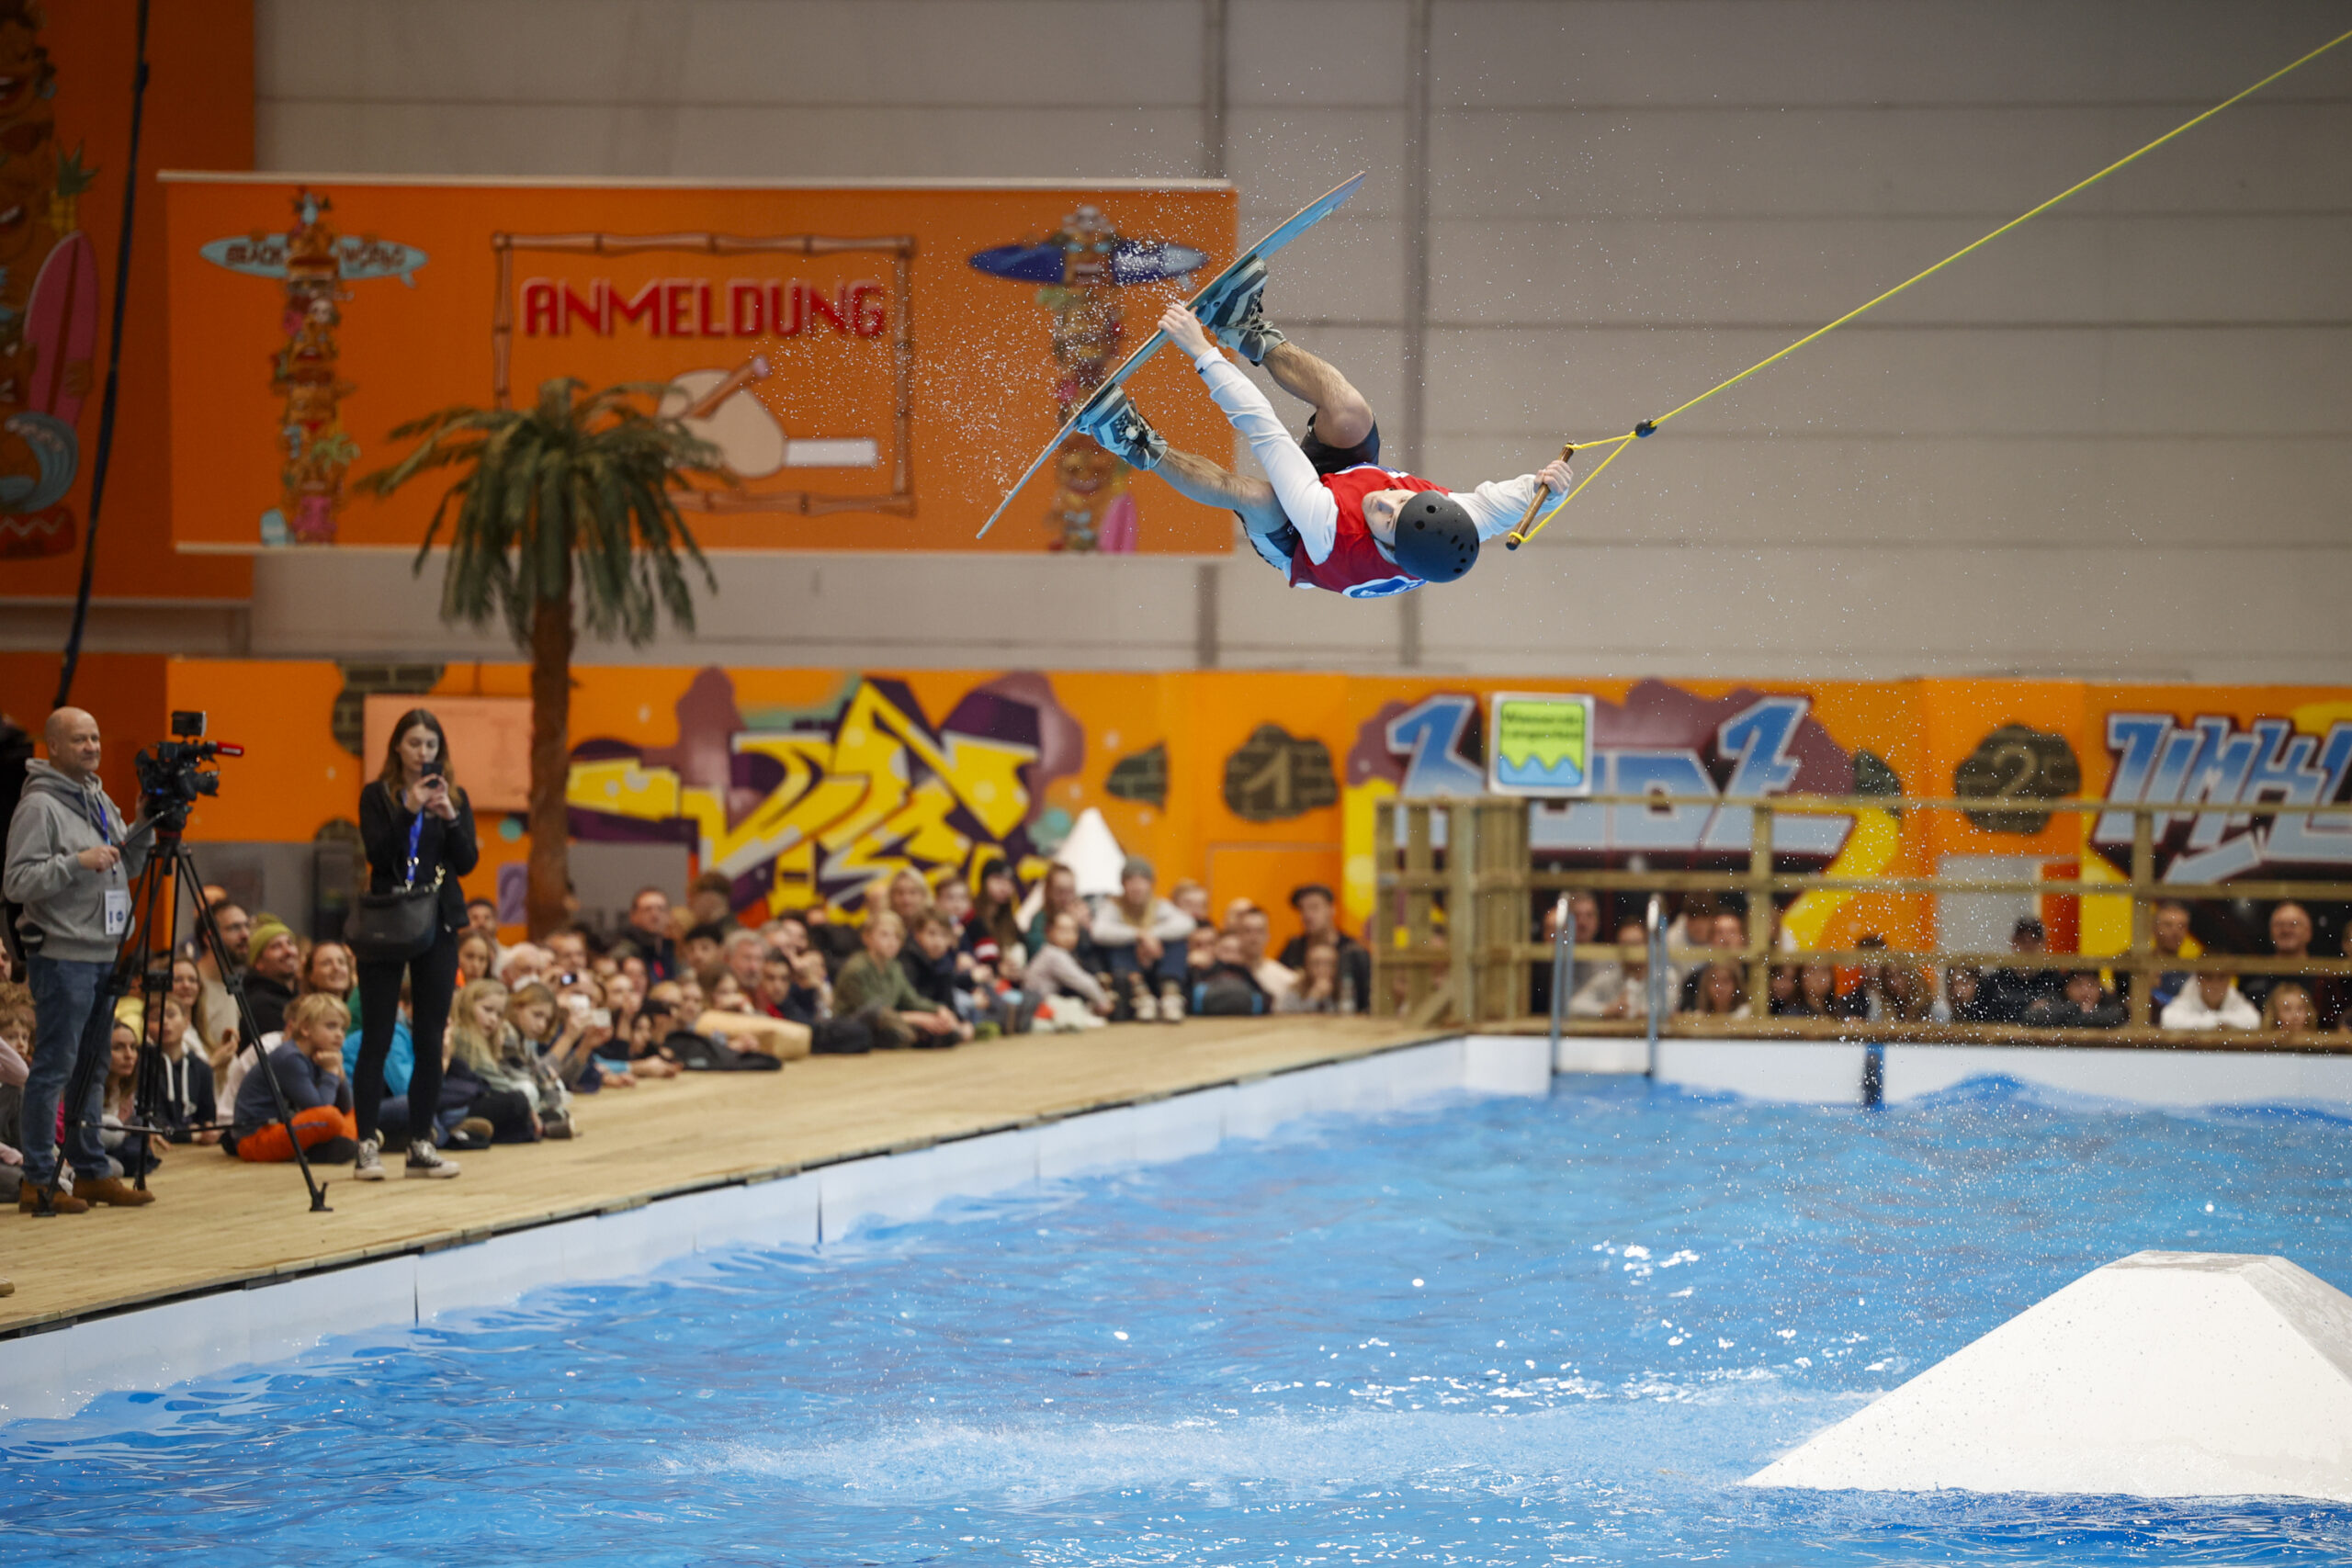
left=1191, top=347, right=1551, bottom=575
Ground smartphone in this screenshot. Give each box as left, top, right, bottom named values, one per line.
left=587, top=1007, right=612, bottom=1028
left=423, top=758, right=445, bottom=780
left=563, top=993, right=592, bottom=1020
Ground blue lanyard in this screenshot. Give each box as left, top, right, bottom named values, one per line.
left=83, top=790, right=112, bottom=845
left=403, top=804, right=425, bottom=889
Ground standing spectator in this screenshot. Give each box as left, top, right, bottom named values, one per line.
left=1568, top=920, right=1654, bottom=1020
left=1984, top=916, right=2064, bottom=1021
left=2024, top=969, right=2126, bottom=1029
left=2262, top=982, right=2318, bottom=1034
left=242, top=917, right=302, bottom=1035
left=232, top=993, right=360, bottom=1164
left=1279, top=883, right=1372, bottom=1012
left=1091, top=857, right=1194, bottom=1019
left=836, top=910, right=962, bottom=1048
left=5, top=706, right=158, bottom=1214
left=2243, top=902, right=2315, bottom=1012
left=1231, top=904, right=1296, bottom=1003
left=2162, top=972, right=2259, bottom=1031
left=353, top=708, right=475, bottom=1181
left=615, top=887, right=680, bottom=982
left=1528, top=890, right=1600, bottom=1018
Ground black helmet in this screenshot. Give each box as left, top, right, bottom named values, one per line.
left=1389, top=491, right=1478, bottom=583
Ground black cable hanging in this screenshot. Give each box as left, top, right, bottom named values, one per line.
left=53, top=0, right=153, bottom=709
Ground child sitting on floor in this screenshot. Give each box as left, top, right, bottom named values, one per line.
left=232, top=993, right=359, bottom=1165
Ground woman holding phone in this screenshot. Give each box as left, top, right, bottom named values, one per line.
left=353, top=708, right=479, bottom=1179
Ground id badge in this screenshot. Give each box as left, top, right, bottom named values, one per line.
left=104, top=887, right=130, bottom=936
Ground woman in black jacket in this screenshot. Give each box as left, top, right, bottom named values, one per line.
left=353, top=708, right=479, bottom=1180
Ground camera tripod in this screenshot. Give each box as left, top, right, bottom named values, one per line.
left=62, top=815, right=333, bottom=1213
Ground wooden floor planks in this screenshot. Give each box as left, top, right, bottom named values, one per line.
left=0, top=1016, right=1435, bottom=1335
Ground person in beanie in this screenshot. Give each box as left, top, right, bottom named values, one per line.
left=242, top=916, right=301, bottom=1035
left=3, top=708, right=159, bottom=1214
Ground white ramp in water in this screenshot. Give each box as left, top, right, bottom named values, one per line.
left=1747, top=1251, right=2352, bottom=1502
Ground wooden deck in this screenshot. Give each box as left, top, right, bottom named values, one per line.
left=0, top=1016, right=1437, bottom=1336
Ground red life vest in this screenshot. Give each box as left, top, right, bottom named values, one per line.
left=1286, top=465, right=1448, bottom=598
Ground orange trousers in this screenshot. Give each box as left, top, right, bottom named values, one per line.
left=237, top=1105, right=356, bottom=1163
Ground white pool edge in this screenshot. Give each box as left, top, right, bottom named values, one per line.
left=0, top=1033, right=1551, bottom=1424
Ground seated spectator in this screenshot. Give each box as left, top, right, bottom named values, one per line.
left=755, top=946, right=871, bottom=1055
left=696, top=972, right=811, bottom=1061
left=2161, top=971, right=2259, bottom=1031
left=613, top=887, right=681, bottom=981
left=722, top=929, right=769, bottom=998
left=1944, top=964, right=1999, bottom=1022
left=1024, top=863, right=1097, bottom=964
left=1280, top=883, right=1372, bottom=1013
left=1190, top=930, right=1267, bottom=1017
left=616, top=979, right=685, bottom=1077
left=1277, top=941, right=1357, bottom=1015
left=457, top=931, right=496, bottom=987
left=1984, top=916, right=2064, bottom=1022
left=2143, top=900, right=2195, bottom=1017
left=901, top=907, right=1001, bottom=1032
left=1763, top=963, right=1801, bottom=1016
left=965, top=863, right=1025, bottom=974
left=885, top=868, right=931, bottom=930
left=1532, top=891, right=1602, bottom=1017
left=0, top=984, right=28, bottom=1201
left=1686, top=961, right=1752, bottom=1020
left=546, top=926, right=593, bottom=977
left=509, top=979, right=626, bottom=1092
left=447, top=979, right=542, bottom=1142
left=1231, top=904, right=1296, bottom=1003
left=242, top=917, right=303, bottom=1036
left=497, top=942, right=552, bottom=988
left=1023, top=908, right=1115, bottom=1022
left=463, top=896, right=503, bottom=962
left=1568, top=920, right=1653, bottom=1020
left=933, top=874, right=974, bottom=933
left=685, top=869, right=737, bottom=932
left=1091, top=857, right=1194, bottom=1018
left=1169, top=877, right=1212, bottom=928
left=98, top=1012, right=164, bottom=1181
left=2319, top=924, right=2352, bottom=1031
left=1679, top=911, right=1748, bottom=1010
left=2243, top=901, right=2316, bottom=1013
left=682, top=921, right=730, bottom=990
left=1788, top=961, right=1856, bottom=1020
left=2023, top=968, right=2126, bottom=1029
left=1858, top=950, right=1943, bottom=1023
left=838, top=910, right=965, bottom=1048
left=148, top=994, right=218, bottom=1144
left=2263, top=981, right=2318, bottom=1034
left=232, top=993, right=359, bottom=1164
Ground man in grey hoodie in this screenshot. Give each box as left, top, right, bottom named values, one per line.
left=3, top=708, right=158, bottom=1213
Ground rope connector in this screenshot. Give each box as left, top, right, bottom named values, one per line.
left=1634, top=420, right=1657, bottom=438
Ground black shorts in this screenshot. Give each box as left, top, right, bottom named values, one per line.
left=1241, top=418, right=1382, bottom=565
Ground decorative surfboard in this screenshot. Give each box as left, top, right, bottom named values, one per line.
left=26, top=231, right=98, bottom=425
left=975, top=170, right=1367, bottom=539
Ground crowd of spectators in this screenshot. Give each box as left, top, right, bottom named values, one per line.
left=0, top=846, right=1380, bottom=1226
left=1553, top=895, right=2352, bottom=1035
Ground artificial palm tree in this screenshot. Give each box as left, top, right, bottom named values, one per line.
left=357, top=378, right=725, bottom=937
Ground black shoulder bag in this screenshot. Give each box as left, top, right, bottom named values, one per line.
left=345, top=786, right=443, bottom=964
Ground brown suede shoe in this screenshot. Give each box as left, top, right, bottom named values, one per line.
left=18, top=1184, right=89, bottom=1215
left=76, top=1177, right=156, bottom=1208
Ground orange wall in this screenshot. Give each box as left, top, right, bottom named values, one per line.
left=8, top=0, right=253, bottom=600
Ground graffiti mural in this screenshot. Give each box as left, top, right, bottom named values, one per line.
left=565, top=667, right=1084, bottom=918
left=2092, top=709, right=2352, bottom=883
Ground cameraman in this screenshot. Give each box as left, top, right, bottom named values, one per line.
left=3, top=708, right=159, bottom=1214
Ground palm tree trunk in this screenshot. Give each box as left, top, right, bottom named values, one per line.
left=526, top=591, right=575, bottom=939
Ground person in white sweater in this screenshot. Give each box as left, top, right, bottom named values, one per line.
left=2160, top=972, right=2260, bottom=1031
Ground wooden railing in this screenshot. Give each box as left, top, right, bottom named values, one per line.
left=1370, top=795, right=2352, bottom=1048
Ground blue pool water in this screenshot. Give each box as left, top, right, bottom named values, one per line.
left=6, top=1075, right=2352, bottom=1564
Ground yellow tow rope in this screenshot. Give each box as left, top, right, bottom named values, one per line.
left=1506, top=25, right=2352, bottom=550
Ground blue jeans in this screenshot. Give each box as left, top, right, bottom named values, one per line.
left=24, top=954, right=114, bottom=1187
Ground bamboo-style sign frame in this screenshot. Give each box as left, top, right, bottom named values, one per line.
left=490, top=231, right=916, bottom=517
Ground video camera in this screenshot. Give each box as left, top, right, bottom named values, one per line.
left=133, top=710, right=243, bottom=829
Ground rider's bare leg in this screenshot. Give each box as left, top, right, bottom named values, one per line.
left=1155, top=447, right=1290, bottom=537
left=1260, top=340, right=1375, bottom=449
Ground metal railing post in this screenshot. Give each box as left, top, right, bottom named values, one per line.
left=1645, top=893, right=1667, bottom=1076
left=1547, top=893, right=1571, bottom=1055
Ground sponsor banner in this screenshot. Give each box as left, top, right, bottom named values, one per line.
left=162, top=176, right=1236, bottom=554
